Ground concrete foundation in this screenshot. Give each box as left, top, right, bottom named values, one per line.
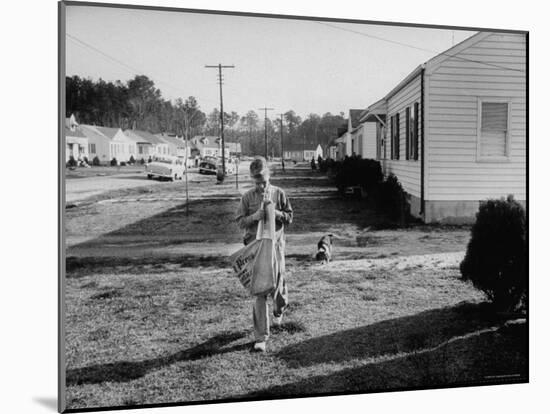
left=406, top=194, right=526, bottom=224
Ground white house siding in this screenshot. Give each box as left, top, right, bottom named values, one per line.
left=80, top=127, right=110, bottom=164
left=344, top=132, right=352, bottom=156
left=383, top=74, right=423, bottom=200
left=426, top=33, right=526, bottom=209
left=360, top=122, right=377, bottom=159
left=111, top=130, right=137, bottom=162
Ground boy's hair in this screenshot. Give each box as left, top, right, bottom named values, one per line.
left=250, top=156, right=268, bottom=177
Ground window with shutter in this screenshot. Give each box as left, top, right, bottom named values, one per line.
left=405, top=107, right=410, bottom=160
left=413, top=102, right=419, bottom=160
left=391, top=113, right=400, bottom=160
left=478, top=100, right=510, bottom=160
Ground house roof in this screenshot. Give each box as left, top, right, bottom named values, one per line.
left=191, top=136, right=220, bottom=149
left=80, top=125, right=110, bottom=141
left=125, top=129, right=164, bottom=145
left=383, top=32, right=492, bottom=101
left=64, top=125, right=86, bottom=139
left=349, top=110, right=364, bottom=129
left=156, top=134, right=186, bottom=147
left=65, top=114, right=78, bottom=129
left=358, top=32, right=497, bottom=126
left=95, top=126, right=122, bottom=139
left=359, top=98, right=388, bottom=123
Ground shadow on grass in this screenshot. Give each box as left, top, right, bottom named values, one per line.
left=244, top=322, right=527, bottom=398
left=68, top=198, right=242, bottom=250
left=276, top=302, right=517, bottom=367
left=65, top=254, right=231, bottom=278
left=66, top=331, right=253, bottom=386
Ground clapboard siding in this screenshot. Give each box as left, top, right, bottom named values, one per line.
left=427, top=32, right=526, bottom=202
left=383, top=73, right=422, bottom=198
left=361, top=122, right=377, bottom=159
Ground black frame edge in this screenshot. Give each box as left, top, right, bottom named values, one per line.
left=59, top=1, right=67, bottom=412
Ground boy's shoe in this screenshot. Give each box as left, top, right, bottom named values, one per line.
left=253, top=341, right=266, bottom=352
left=272, top=314, right=283, bottom=327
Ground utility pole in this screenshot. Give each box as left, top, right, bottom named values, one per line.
left=205, top=63, right=235, bottom=179
left=258, top=106, right=274, bottom=160
left=279, top=113, right=285, bottom=172
left=184, top=131, right=189, bottom=216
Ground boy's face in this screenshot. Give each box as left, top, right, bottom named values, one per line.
left=252, top=172, right=270, bottom=193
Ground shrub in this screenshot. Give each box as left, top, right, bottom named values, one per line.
left=460, top=195, right=527, bottom=311
left=140, top=158, right=145, bottom=165
left=129, top=155, right=136, bottom=165
left=110, top=158, right=118, bottom=166
left=92, top=156, right=101, bottom=166
left=334, top=158, right=383, bottom=195
left=120, top=161, right=127, bottom=166
left=376, top=174, right=410, bottom=223
left=66, top=156, right=77, bottom=168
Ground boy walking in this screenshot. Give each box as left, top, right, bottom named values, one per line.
left=235, top=156, right=293, bottom=352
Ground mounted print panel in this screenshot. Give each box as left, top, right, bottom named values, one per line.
left=59, top=1, right=528, bottom=412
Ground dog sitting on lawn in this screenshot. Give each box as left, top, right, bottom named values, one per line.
left=315, top=234, right=333, bottom=263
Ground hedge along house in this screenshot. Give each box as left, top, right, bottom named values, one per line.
left=362, top=31, right=526, bottom=224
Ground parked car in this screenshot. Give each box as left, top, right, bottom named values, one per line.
left=199, top=157, right=236, bottom=175
left=145, top=156, right=185, bottom=181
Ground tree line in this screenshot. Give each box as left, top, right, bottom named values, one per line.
left=66, top=74, right=347, bottom=156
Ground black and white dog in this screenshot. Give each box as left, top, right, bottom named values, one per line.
left=315, top=234, right=333, bottom=263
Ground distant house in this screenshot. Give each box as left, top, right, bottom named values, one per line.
left=124, top=129, right=163, bottom=161
left=96, top=126, right=137, bottom=162
left=190, top=135, right=225, bottom=158
left=65, top=114, right=88, bottom=162
left=81, top=125, right=136, bottom=164
left=155, top=133, right=189, bottom=157
left=343, top=109, right=364, bottom=157
left=357, top=99, right=387, bottom=160
left=326, top=138, right=339, bottom=160
left=360, top=31, right=526, bottom=223
left=223, top=140, right=242, bottom=157
left=283, top=143, right=323, bottom=162
left=352, top=100, right=385, bottom=159
left=334, top=124, right=348, bottom=161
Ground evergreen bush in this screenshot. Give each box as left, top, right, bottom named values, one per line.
left=110, top=158, right=118, bottom=166
left=92, top=156, right=101, bottom=166
left=460, top=195, right=527, bottom=311
left=377, top=174, right=410, bottom=223
left=66, top=156, right=77, bottom=168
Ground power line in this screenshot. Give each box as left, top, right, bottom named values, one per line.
left=205, top=64, right=235, bottom=180
left=66, top=33, right=220, bottom=107
left=258, top=107, right=274, bottom=160
left=279, top=113, right=285, bottom=172
left=314, top=22, right=525, bottom=73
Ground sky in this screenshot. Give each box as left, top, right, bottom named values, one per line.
left=65, top=5, right=478, bottom=120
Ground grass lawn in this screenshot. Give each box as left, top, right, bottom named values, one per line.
left=64, top=164, right=527, bottom=410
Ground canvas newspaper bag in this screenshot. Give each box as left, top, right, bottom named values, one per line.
left=231, top=189, right=280, bottom=296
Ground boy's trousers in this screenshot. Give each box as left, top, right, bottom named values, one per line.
left=253, top=235, right=288, bottom=342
